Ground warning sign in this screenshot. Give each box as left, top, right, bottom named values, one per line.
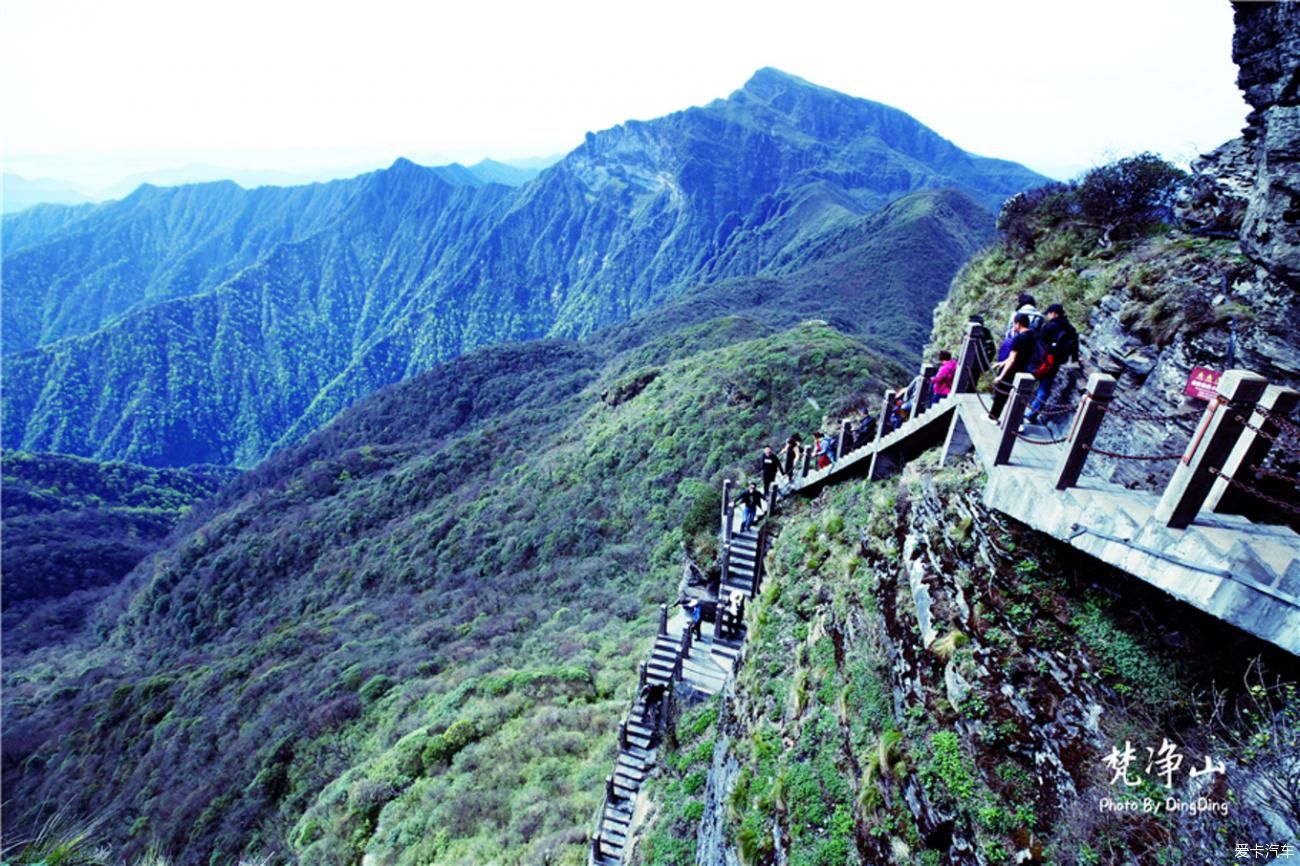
left=1183, top=367, right=1222, bottom=402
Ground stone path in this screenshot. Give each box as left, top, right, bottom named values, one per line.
left=791, top=391, right=1300, bottom=655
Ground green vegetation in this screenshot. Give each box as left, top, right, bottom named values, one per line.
left=2, top=319, right=907, bottom=866
left=721, top=455, right=1298, bottom=864
left=637, top=703, right=720, bottom=866
left=3, top=70, right=1034, bottom=469
left=1, top=452, right=235, bottom=652
left=929, top=153, right=1242, bottom=361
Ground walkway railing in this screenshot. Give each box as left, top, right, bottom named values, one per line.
left=799, top=319, right=1300, bottom=531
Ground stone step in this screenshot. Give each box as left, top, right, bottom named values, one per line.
left=650, top=646, right=678, bottom=665
left=624, top=732, right=652, bottom=751
left=596, top=838, right=624, bottom=861
left=614, top=769, right=644, bottom=791
left=626, top=721, right=653, bottom=740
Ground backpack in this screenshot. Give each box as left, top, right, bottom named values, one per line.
left=1026, top=336, right=1048, bottom=379
left=1032, top=319, right=1079, bottom=379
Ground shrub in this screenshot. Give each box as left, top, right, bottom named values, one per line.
left=358, top=675, right=395, bottom=705
left=1077, top=153, right=1187, bottom=245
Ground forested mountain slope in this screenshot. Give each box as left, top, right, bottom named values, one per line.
left=2, top=68, right=1040, bottom=468
left=1, top=315, right=910, bottom=866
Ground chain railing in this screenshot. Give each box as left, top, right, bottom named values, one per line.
left=1208, top=466, right=1300, bottom=519
left=1081, top=443, right=1184, bottom=461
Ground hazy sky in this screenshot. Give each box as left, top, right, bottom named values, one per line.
left=2, top=0, right=1248, bottom=193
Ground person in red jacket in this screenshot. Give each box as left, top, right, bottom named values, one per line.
left=930, top=350, right=956, bottom=405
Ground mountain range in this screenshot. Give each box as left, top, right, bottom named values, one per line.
left=2, top=68, right=1043, bottom=468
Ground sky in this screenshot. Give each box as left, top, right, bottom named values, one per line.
left=2, top=0, right=1249, bottom=195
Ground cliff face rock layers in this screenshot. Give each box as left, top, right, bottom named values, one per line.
left=1234, top=0, right=1300, bottom=284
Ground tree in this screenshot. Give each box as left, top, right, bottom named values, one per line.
left=996, top=182, right=1074, bottom=252
left=1076, top=152, right=1187, bottom=246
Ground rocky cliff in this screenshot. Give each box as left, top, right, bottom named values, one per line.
left=655, top=460, right=1298, bottom=866
left=1234, top=0, right=1300, bottom=285
left=927, top=5, right=1300, bottom=498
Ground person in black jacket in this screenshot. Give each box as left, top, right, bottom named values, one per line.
left=780, top=434, right=802, bottom=478
left=760, top=445, right=781, bottom=495
left=738, top=482, right=763, bottom=532
left=1025, top=304, right=1080, bottom=424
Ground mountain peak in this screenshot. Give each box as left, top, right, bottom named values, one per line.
left=738, top=67, right=837, bottom=103
left=742, top=67, right=816, bottom=91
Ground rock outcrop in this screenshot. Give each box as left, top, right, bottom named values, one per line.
left=1234, top=0, right=1300, bottom=284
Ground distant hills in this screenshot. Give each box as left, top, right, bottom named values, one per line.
left=2, top=68, right=1043, bottom=466
left=0, top=159, right=547, bottom=215
left=1, top=173, right=92, bottom=214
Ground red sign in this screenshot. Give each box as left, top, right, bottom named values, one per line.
left=1183, top=366, right=1222, bottom=402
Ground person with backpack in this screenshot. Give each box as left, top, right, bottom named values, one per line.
left=1024, top=303, right=1080, bottom=425
left=997, top=293, right=1043, bottom=362
left=820, top=429, right=837, bottom=467
left=988, top=312, right=1038, bottom=422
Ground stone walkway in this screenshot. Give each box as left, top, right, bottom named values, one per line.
left=790, top=393, right=1300, bottom=655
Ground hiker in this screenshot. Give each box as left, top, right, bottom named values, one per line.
left=684, top=599, right=702, bottom=639
left=819, top=429, right=837, bottom=468
left=721, top=590, right=746, bottom=639
left=998, top=293, right=1042, bottom=362
left=931, top=350, right=956, bottom=405
left=813, top=431, right=828, bottom=468
left=738, top=482, right=762, bottom=532
left=887, top=394, right=906, bottom=432
left=856, top=413, right=877, bottom=447
left=1025, top=303, right=1080, bottom=424
left=760, top=445, right=781, bottom=494
left=969, top=314, right=998, bottom=379
left=988, top=312, right=1037, bottom=421
left=781, top=433, right=802, bottom=477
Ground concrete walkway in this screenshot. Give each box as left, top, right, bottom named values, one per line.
left=791, top=394, right=1300, bottom=655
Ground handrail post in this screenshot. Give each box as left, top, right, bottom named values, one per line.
left=877, top=390, right=895, bottom=440
left=753, top=524, right=765, bottom=596
left=658, top=603, right=667, bottom=636
left=1205, top=385, right=1298, bottom=514
left=837, top=419, right=850, bottom=461
left=916, top=363, right=937, bottom=417
left=721, top=479, right=733, bottom=542
left=637, top=661, right=647, bottom=691
left=619, top=718, right=629, bottom=750
left=606, top=774, right=617, bottom=802
left=592, top=834, right=602, bottom=861
left=954, top=321, right=985, bottom=394
left=714, top=599, right=726, bottom=639
left=1053, top=373, right=1115, bottom=490
left=766, top=485, right=778, bottom=518
left=1154, top=371, right=1269, bottom=529
left=994, top=373, right=1036, bottom=465
left=800, top=446, right=812, bottom=478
